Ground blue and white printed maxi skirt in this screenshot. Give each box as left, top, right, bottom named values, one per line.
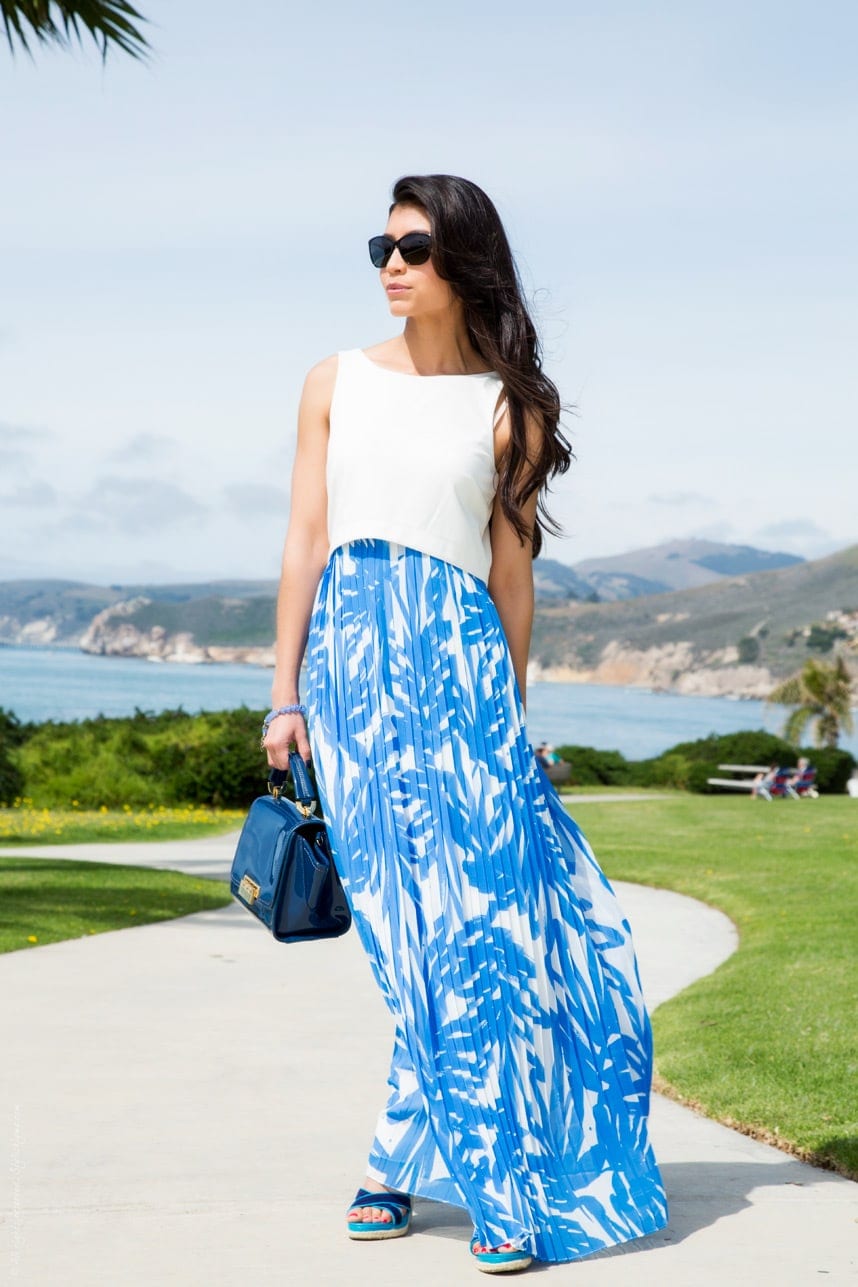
left=305, top=539, right=668, bottom=1263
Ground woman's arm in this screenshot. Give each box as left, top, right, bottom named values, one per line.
left=265, top=355, right=336, bottom=768
left=487, top=407, right=542, bottom=712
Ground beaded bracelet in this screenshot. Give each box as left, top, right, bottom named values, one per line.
left=261, top=704, right=308, bottom=738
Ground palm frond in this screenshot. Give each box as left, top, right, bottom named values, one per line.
left=801, top=660, right=832, bottom=706
left=767, top=675, right=804, bottom=707
left=769, top=656, right=856, bottom=748
left=783, top=706, right=814, bottom=747
left=2, top=1, right=150, bottom=61
left=816, top=712, right=841, bottom=749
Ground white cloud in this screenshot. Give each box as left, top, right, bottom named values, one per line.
left=48, top=513, right=110, bottom=537
left=0, top=422, right=53, bottom=447
left=753, top=518, right=841, bottom=558
left=0, top=448, right=28, bottom=473
left=648, top=491, right=716, bottom=508
left=77, top=476, right=206, bottom=534
left=686, top=520, right=738, bottom=543
left=223, top=483, right=290, bottom=518
left=0, top=482, right=57, bottom=507
left=0, top=422, right=54, bottom=473
left=106, top=433, right=176, bottom=464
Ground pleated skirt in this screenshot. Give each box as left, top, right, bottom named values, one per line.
left=304, top=538, right=668, bottom=1263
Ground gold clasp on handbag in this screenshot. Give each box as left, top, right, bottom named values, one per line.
left=238, top=874, right=260, bottom=904
left=268, top=780, right=316, bottom=817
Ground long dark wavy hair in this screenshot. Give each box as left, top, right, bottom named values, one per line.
left=391, top=174, right=573, bottom=558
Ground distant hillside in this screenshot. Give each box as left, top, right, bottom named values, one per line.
left=0, top=540, right=807, bottom=651
left=532, top=558, right=595, bottom=601
left=0, top=564, right=590, bottom=653
left=530, top=544, right=858, bottom=698
left=574, top=539, right=803, bottom=601
left=1, top=544, right=854, bottom=698
left=0, top=578, right=279, bottom=650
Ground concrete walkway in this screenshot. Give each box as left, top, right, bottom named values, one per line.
left=1, top=832, right=855, bottom=1285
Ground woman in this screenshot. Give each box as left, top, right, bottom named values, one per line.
left=263, top=174, right=668, bottom=1273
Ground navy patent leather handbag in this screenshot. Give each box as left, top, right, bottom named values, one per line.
left=230, top=753, right=351, bottom=943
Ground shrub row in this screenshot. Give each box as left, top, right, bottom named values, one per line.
left=555, top=729, right=855, bottom=794
left=0, top=706, right=272, bottom=809
left=1, top=708, right=855, bottom=808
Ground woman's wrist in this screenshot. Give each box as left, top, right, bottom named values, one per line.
left=271, top=681, right=301, bottom=705
left=260, top=703, right=308, bottom=747
left=263, top=704, right=307, bottom=728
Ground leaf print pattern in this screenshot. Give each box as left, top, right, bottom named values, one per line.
left=305, top=538, right=668, bottom=1263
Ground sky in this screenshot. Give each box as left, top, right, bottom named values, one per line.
left=1, top=0, right=856, bottom=584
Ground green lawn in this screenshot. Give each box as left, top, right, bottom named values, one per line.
left=568, top=794, right=858, bottom=1179
left=0, top=857, right=232, bottom=954
left=0, top=803, right=244, bottom=845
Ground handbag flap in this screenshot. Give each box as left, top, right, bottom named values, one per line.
left=231, top=794, right=303, bottom=913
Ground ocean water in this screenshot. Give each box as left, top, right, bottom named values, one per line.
left=1, top=645, right=855, bottom=761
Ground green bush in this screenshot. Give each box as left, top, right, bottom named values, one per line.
left=0, top=708, right=26, bottom=805
left=554, top=745, right=633, bottom=786
left=16, top=707, right=271, bottom=809
left=667, top=729, right=793, bottom=768
left=807, top=748, right=856, bottom=794
left=20, top=715, right=168, bottom=808
left=686, top=762, right=721, bottom=794
left=806, top=623, right=848, bottom=653
left=642, top=752, right=695, bottom=790
left=737, top=636, right=760, bottom=664
left=152, top=709, right=266, bottom=807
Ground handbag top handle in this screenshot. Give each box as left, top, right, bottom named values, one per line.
left=268, top=751, right=317, bottom=817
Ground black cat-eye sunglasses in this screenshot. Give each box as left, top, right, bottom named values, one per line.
left=368, top=232, right=433, bottom=269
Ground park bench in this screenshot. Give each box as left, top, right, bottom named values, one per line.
left=706, top=764, right=771, bottom=792
left=706, top=764, right=817, bottom=800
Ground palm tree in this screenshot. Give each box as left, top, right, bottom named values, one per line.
left=2, top=1, right=149, bottom=61
left=768, top=656, right=856, bottom=748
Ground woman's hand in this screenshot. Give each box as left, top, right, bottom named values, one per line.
left=263, top=712, right=312, bottom=770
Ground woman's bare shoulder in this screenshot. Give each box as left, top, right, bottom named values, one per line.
left=297, top=354, right=339, bottom=420
left=303, top=352, right=339, bottom=390
left=301, top=338, right=394, bottom=398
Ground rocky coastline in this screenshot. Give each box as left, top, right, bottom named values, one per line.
left=78, top=600, right=275, bottom=667
left=74, top=606, right=776, bottom=698
left=527, top=641, right=776, bottom=700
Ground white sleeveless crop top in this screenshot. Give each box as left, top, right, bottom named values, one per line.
left=326, top=348, right=505, bottom=584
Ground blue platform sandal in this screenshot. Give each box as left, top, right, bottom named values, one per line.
left=470, top=1236, right=532, bottom=1274
left=346, top=1186, right=412, bottom=1241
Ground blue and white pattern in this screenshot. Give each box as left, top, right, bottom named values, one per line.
left=305, top=538, right=668, bottom=1263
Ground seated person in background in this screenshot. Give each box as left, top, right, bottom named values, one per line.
left=787, top=757, right=810, bottom=789
left=752, top=763, right=780, bottom=797
left=535, top=742, right=561, bottom=769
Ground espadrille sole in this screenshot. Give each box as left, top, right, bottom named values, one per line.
left=346, top=1187, right=412, bottom=1241
left=470, top=1240, right=532, bottom=1273
left=347, top=1214, right=412, bottom=1241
